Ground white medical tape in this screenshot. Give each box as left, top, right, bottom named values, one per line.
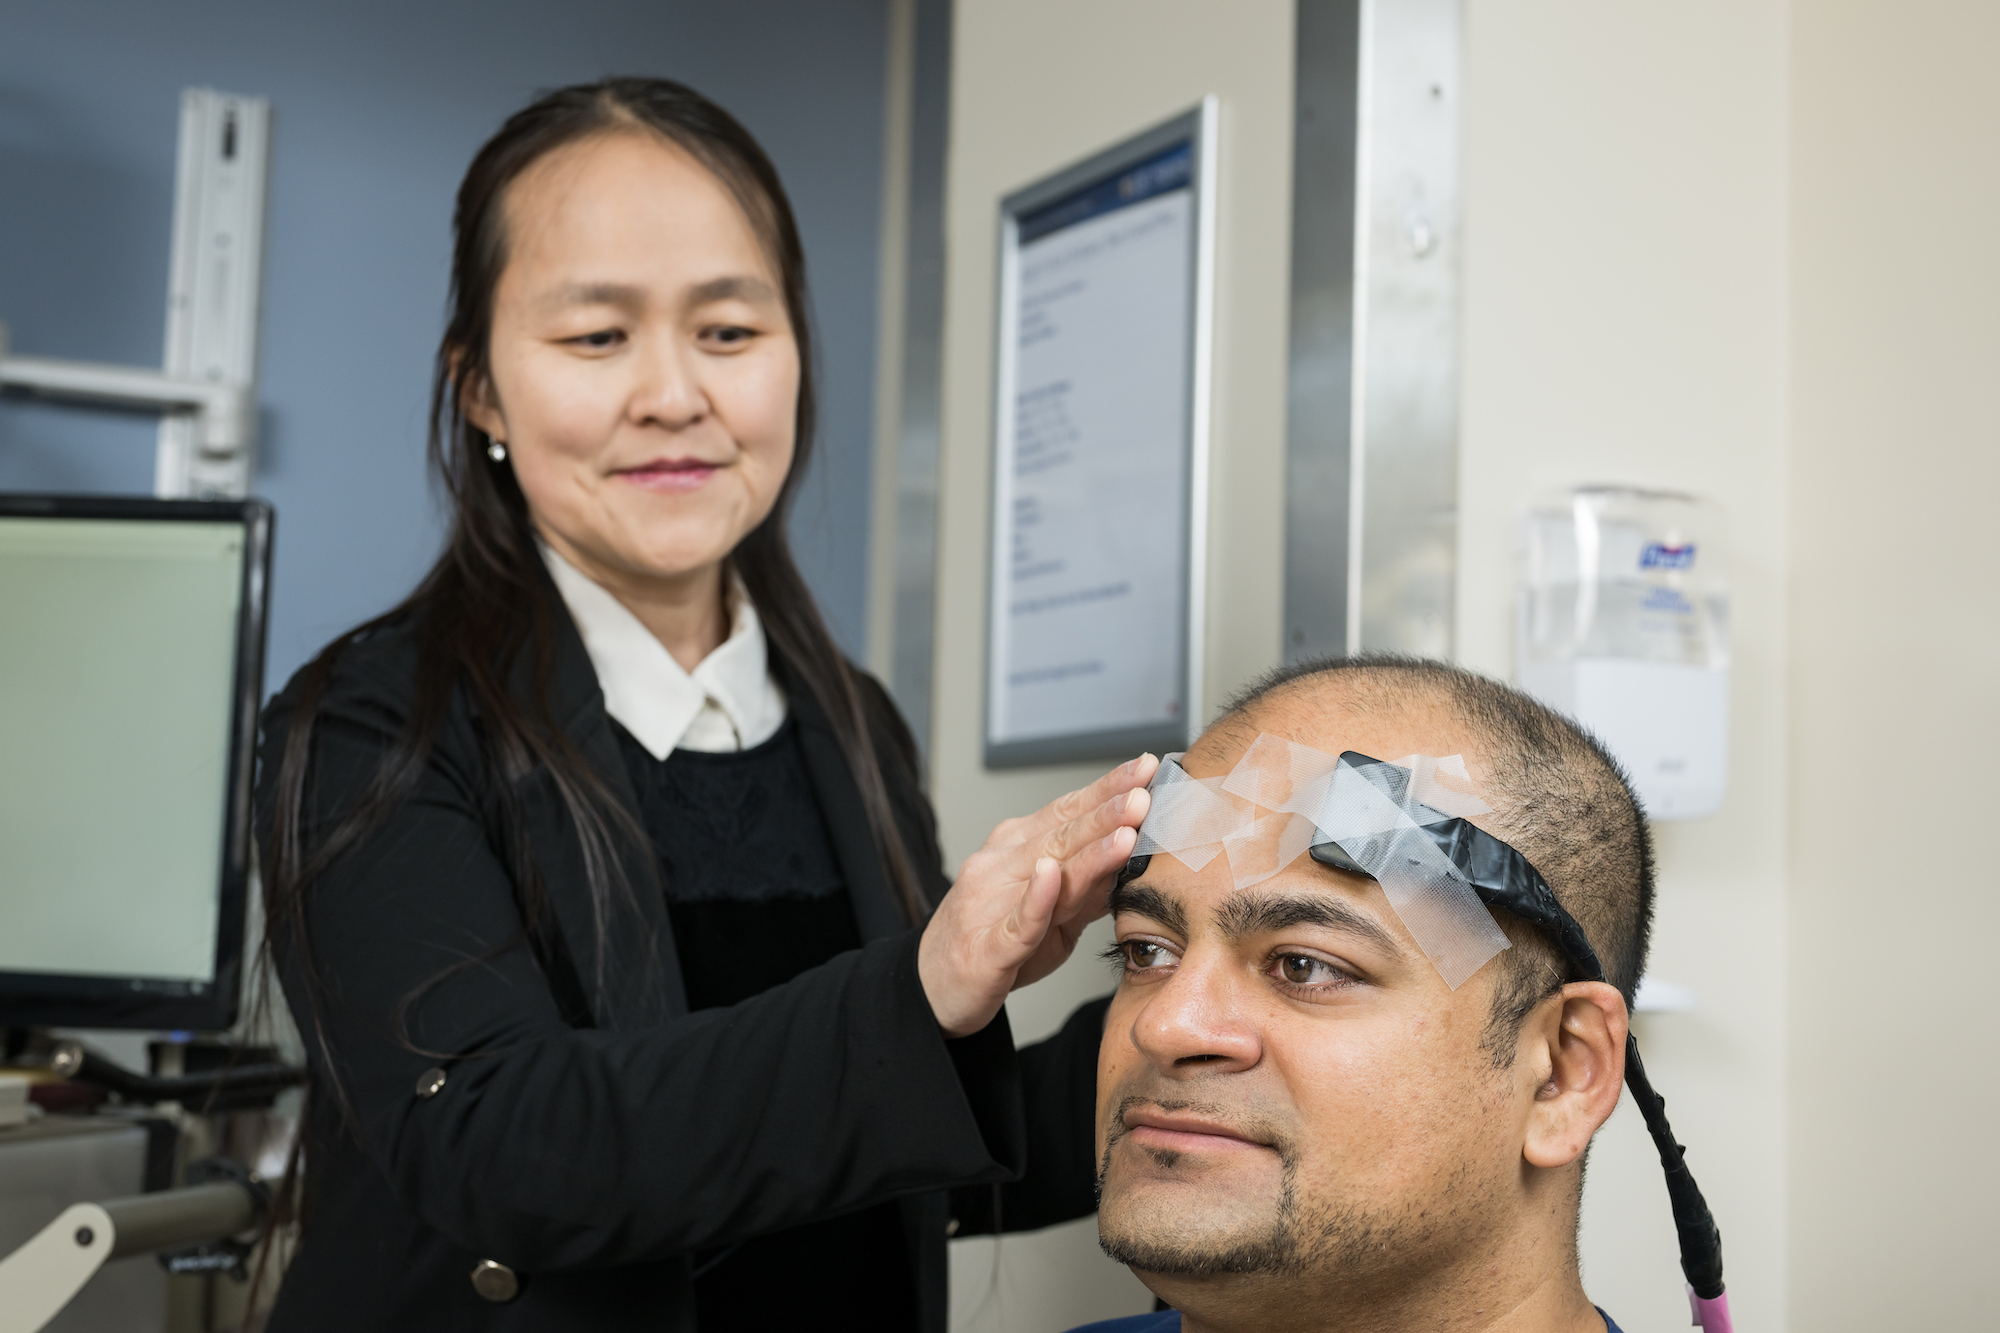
left=1310, top=759, right=1512, bottom=989
left=1129, top=736, right=1513, bottom=988
left=1389, top=752, right=1490, bottom=821
left=1130, top=755, right=1249, bottom=872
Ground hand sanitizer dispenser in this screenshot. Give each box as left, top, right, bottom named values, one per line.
left=1517, top=488, right=1729, bottom=820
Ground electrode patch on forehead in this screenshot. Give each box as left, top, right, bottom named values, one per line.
left=1131, top=736, right=1512, bottom=988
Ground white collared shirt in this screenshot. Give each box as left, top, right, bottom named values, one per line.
left=540, top=543, right=788, bottom=760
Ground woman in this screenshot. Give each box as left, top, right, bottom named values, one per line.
left=257, top=77, right=1152, bottom=1331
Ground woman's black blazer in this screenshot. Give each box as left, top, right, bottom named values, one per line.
left=255, top=597, right=1105, bottom=1331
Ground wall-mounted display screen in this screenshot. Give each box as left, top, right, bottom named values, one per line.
left=986, top=100, right=1217, bottom=768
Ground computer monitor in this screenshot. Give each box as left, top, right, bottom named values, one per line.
left=0, top=495, right=272, bottom=1031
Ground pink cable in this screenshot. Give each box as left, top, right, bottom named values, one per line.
left=1686, top=1285, right=1733, bottom=1333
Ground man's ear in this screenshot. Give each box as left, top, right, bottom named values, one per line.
left=1520, top=981, right=1628, bottom=1170
left=450, top=347, right=505, bottom=441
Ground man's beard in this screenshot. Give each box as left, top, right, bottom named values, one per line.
left=1094, top=1095, right=1402, bottom=1280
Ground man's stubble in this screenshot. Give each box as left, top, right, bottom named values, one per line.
left=1095, top=1094, right=1483, bottom=1287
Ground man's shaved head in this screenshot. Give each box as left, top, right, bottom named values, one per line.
left=1199, top=655, right=1656, bottom=1057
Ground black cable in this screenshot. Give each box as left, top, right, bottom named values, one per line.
left=33, top=1038, right=304, bottom=1108
left=1621, top=1036, right=1725, bottom=1299
left=72, top=1046, right=303, bottom=1106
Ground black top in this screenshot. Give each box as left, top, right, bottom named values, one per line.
left=614, top=719, right=915, bottom=1331
left=252, top=578, right=1107, bottom=1333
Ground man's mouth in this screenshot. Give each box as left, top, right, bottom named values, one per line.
left=1122, top=1107, right=1273, bottom=1157
left=614, top=456, right=721, bottom=492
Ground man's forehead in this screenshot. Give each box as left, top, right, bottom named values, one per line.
left=1118, top=840, right=1421, bottom=966
left=1127, top=690, right=1525, bottom=991
left=1180, top=688, right=1486, bottom=783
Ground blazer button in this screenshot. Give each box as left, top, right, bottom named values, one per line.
left=471, top=1260, right=520, bottom=1302
left=414, top=1068, right=447, bottom=1099
left=945, top=1217, right=961, bottom=1237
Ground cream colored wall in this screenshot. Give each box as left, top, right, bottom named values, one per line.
left=1788, top=3, right=2000, bottom=1327
left=1457, top=3, right=1791, bottom=1330
left=933, top=2, right=1296, bottom=1328
left=930, top=2, right=1995, bottom=1330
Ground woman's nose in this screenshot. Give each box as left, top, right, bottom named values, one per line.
left=1127, top=955, right=1263, bottom=1076
left=630, top=336, right=708, bottom=431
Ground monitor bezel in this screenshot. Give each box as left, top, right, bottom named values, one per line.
left=0, top=493, right=273, bottom=1032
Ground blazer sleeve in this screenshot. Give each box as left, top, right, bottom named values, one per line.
left=947, top=994, right=1112, bottom=1235
left=260, top=652, right=1027, bottom=1273
left=850, top=666, right=1112, bottom=1234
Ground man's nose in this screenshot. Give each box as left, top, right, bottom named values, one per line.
left=1127, top=954, right=1262, bottom=1075
left=630, top=335, right=708, bottom=430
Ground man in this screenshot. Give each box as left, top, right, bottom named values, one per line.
left=1072, top=658, right=1662, bottom=1333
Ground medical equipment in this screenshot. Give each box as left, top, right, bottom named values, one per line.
left=0, top=1159, right=266, bottom=1333
left=0, top=1034, right=301, bottom=1333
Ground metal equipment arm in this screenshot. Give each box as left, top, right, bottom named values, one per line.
left=0, top=354, right=252, bottom=459
left=0, top=1181, right=260, bottom=1333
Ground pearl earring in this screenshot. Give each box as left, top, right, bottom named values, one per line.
left=487, top=440, right=508, bottom=462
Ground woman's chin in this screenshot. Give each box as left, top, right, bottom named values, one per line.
left=615, top=535, right=746, bottom=586
left=557, top=504, right=757, bottom=582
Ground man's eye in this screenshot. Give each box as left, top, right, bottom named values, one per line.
left=1273, top=954, right=1350, bottom=988
left=1113, top=940, right=1176, bottom=973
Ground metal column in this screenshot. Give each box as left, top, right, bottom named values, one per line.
left=1285, top=0, right=1463, bottom=661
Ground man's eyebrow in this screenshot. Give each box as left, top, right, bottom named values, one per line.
left=1215, top=889, right=1406, bottom=958
left=1109, top=881, right=1189, bottom=937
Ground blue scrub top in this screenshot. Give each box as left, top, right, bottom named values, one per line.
left=1066, top=1308, right=1625, bottom=1333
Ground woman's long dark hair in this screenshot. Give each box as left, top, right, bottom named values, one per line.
left=259, top=77, right=927, bottom=1234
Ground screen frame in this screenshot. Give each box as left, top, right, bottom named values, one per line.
left=0, top=493, right=273, bottom=1032
left=983, top=98, right=1219, bottom=770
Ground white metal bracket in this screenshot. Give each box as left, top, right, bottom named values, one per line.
left=0, top=88, right=269, bottom=499
left=0, top=1203, right=113, bottom=1333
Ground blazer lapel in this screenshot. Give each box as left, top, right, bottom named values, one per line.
left=520, top=578, right=684, bottom=1032
left=774, top=653, right=910, bottom=944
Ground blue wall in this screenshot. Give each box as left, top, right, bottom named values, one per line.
left=0, top=0, right=888, bottom=690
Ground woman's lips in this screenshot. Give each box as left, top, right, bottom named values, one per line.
left=615, top=458, right=720, bottom=493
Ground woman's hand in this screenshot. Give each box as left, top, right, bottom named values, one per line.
left=918, top=754, right=1159, bottom=1038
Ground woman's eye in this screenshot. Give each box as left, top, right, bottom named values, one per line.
left=1273, top=954, right=1350, bottom=989
left=705, top=324, right=757, bottom=347
left=567, top=329, right=624, bottom=350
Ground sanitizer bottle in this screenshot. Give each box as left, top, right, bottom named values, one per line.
left=1516, top=487, right=1729, bottom=820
